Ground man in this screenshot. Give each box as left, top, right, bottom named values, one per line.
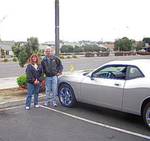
left=41, top=47, right=63, bottom=107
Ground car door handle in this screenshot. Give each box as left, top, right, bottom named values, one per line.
left=114, top=83, right=120, bottom=86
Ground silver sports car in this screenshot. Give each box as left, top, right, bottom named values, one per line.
left=58, top=59, right=150, bottom=128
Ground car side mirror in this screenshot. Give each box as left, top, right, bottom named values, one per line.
left=88, top=73, right=95, bottom=80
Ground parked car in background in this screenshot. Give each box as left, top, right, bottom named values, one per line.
left=58, top=59, right=150, bottom=129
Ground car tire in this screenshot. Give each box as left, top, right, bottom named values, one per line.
left=58, top=83, right=77, bottom=107
left=143, top=102, right=150, bottom=129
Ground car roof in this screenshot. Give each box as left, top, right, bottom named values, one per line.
left=105, top=59, right=150, bottom=77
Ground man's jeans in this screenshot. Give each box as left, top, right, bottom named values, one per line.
left=26, top=83, right=40, bottom=107
left=45, top=76, right=58, bottom=105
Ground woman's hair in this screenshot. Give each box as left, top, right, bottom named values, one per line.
left=28, top=54, right=41, bottom=65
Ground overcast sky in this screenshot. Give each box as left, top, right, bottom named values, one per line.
left=0, top=0, right=150, bottom=43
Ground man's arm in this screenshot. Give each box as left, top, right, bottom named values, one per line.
left=56, top=57, right=63, bottom=75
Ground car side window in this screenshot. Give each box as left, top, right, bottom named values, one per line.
left=92, top=65, right=127, bottom=80
left=128, top=66, right=144, bottom=79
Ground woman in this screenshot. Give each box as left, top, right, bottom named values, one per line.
left=25, top=54, right=43, bottom=110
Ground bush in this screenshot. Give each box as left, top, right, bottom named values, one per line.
left=97, top=52, right=109, bottom=57
left=17, top=74, right=27, bottom=88
left=114, top=52, right=124, bottom=56
left=16, top=74, right=46, bottom=91
left=72, top=55, right=78, bottom=58
left=13, top=57, right=17, bottom=62
left=3, top=58, right=8, bottom=62
left=85, top=52, right=95, bottom=57
left=66, top=56, right=71, bottom=59
left=137, top=51, right=150, bottom=55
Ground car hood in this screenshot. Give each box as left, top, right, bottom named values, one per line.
left=63, top=69, right=92, bottom=76
left=58, top=69, right=92, bottom=82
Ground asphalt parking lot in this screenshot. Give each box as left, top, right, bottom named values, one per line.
left=1, top=55, right=150, bottom=141
left=0, top=103, right=150, bottom=141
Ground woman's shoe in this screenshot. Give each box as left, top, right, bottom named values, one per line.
left=25, top=106, right=30, bottom=110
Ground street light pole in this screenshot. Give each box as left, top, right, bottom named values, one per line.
left=55, top=0, right=60, bottom=56
left=0, top=15, right=7, bottom=40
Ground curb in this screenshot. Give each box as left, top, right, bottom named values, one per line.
left=0, top=95, right=45, bottom=109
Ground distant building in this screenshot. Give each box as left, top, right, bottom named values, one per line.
left=103, top=42, right=114, bottom=51
left=0, top=41, right=15, bottom=57
left=42, top=41, right=55, bottom=48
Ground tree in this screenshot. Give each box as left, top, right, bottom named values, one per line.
left=143, top=38, right=150, bottom=44
left=60, top=45, right=74, bottom=53
left=136, top=41, right=143, bottom=51
left=114, top=37, right=134, bottom=51
left=73, top=45, right=83, bottom=52
left=18, top=48, right=28, bottom=67
left=12, top=42, right=22, bottom=58
left=26, top=37, right=39, bottom=54
left=12, top=37, right=39, bottom=67
left=143, top=38, right=150, bottom=48
left=0, top=48, right=5, bottom=58
left=82, top=45, right=94, bottom=52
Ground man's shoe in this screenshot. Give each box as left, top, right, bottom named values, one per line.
left=53, top=101, right=57, bottom=107
left=44, top=102, right=49, bottom=106
left=35, top=105, right=40, bottom=108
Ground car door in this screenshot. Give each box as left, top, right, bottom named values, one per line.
left=122, top=65, right=147, bottom=115
left=80, top=65, right=127, bottom=110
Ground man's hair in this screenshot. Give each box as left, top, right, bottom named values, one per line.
left=44, top=47, right=55, bottom=55
left=44, top=47, right=52, bottom=51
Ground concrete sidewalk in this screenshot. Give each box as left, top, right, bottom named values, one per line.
left=0, top=76, right=24, bottom=109
left=0, top=72, right=72, bottom=90
left=0, top=77, right=18, bottom=89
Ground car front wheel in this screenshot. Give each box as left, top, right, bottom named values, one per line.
left=58, top=83, right=77, bottom=107
left=143, top=102, right=150, bottom=129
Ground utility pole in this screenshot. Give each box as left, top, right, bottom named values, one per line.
left=55, top=0, right=60, bottom=56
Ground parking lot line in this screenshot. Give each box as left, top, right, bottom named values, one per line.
left=40, top=105, right=150, bottom=140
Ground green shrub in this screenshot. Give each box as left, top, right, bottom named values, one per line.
left=16, top=74, right=46, bottom=91
left=85, top=52, right=95, bottom=57
left=13, top=57, right=17, bottom=62
left=72, top=55, right=78, bottom=58
left=17, top=74, right=27, bottom=88
left=66, top=56, right=71, bottom=59
left=3, top=58, right=8, bottom=62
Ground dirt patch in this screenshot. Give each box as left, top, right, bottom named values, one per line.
left=0, top=87, right=27, bottom=95
left=0, top=87, right=27, bottom=103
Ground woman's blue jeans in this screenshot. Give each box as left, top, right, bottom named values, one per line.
left=26, top=83, right=40, bottom=107
left=45, top=76, right=58, bottom=105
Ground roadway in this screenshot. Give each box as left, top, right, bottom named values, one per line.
left=0, top=55, right=150, bottom=78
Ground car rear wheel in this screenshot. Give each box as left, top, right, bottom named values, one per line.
left=143, top=102, right=150, bottom=129
left=58, top=83, right=77, bottom=107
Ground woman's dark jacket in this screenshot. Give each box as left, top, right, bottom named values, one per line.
left=41, top=56, right=63, bottom=77
left=26, top=64, right=43, bottom=84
